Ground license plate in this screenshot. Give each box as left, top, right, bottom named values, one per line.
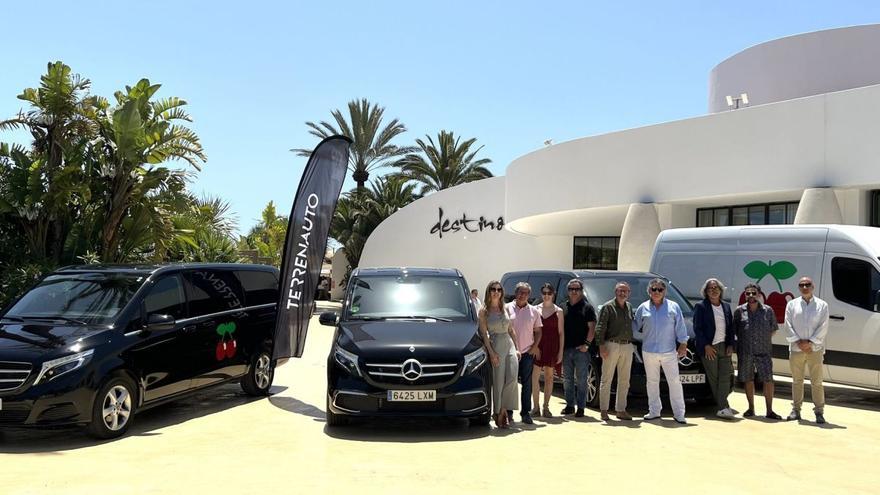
left=679, top=374, right=706, bottom=384
left=387, top=390, right=436, bottom=401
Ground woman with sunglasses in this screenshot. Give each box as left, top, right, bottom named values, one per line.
left=479, top=281, right=520, bottom=428
left=530, top=283, right=564, bottom=418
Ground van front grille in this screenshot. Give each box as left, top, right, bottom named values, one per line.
left=0, top=362, right=32, bottom=392
left=364, top=360, right=459, bottom=386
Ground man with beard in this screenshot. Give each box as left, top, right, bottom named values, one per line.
left=733, top=283, right=782, bottom=420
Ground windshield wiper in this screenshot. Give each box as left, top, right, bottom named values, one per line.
left=348, top=315, right=387, bottom=321
left=17, top=315, right=89, bottom=325
left=388, top=315, right=452, bottom=322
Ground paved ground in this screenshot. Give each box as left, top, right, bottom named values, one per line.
left=2, top=302, right=879, bottom=494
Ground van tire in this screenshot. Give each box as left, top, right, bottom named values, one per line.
left=586, top=357, right=600, bottom=408
left=86, top=374, right=138, bottom=439
left=241, top=351, right=274, bottom=396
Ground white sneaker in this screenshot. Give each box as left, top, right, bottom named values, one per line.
left=716, top=408, right=735, bottom=419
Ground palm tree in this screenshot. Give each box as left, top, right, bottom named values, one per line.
left=394, top=130, right=492, bottom=196
left=93, top=78, right=206, bottom=261
left=293, top=99, right=414, bottom=192
left=241, top=201, right=288, bottom=265
left=330, top=176, right=417, bottom=270
left=0, top=62, right=99, bottom=262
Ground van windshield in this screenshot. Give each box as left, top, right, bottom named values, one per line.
left=3, top=273, right=146, bottom=325
left=581, top=276, right=693, bottom=316
left=345, top=275, right=471, bottom=321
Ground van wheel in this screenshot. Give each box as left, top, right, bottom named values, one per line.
left=241, top=351, right=275, bottom=396
left=326, top=395, right=347, bottom=427
left=87, top=375, right=137, bottom=439
left=586, top=358, right=600, bottom=408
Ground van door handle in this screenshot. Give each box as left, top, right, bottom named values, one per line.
left=829, top=315, right=845, bottom=321
left=182, top=325, right=197, bottom=333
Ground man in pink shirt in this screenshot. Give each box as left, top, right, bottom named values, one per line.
left=505, top=282, right=543, bottom=424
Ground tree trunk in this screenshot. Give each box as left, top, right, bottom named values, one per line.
left=101, top=174, right=133, bottom=262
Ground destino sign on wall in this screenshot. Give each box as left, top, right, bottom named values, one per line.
left=429, top=207, right=505, bottom=239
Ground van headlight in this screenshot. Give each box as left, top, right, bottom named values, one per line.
left=461, top=348, right=487, bottom=376
left=333, top=345, right=361, bottom=377
left=34, top=350, right=94, bottom=385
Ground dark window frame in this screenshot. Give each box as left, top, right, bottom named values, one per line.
left=573, top=236, right=620, bottom=270
left=696, top=201, right=800, bottom=227
left=870, top=190, right=880, bottom=228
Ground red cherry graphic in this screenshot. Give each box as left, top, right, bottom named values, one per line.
left=216, top=341, right=226, bottom=361
left=225, top=339, right=237, bottom=358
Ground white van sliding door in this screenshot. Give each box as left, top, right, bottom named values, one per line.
left=821, top=255, right=880, bottom=388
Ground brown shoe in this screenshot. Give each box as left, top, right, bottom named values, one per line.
left=615, top=410, right=633, bottom=420
left=600, top=410, right=611, bottom=421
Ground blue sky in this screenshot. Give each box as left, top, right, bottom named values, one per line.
left=3, top=1, right=880, bottom=233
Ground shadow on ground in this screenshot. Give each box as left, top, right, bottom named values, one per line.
left=0, top=384, right=287, bottom=454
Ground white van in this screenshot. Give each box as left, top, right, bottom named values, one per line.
left=650, top=225, right=880, bottom=390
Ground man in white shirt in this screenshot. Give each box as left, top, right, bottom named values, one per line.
left=783, top=276, right=829, bottom=424
left=470, top=289, right=483, bottom=314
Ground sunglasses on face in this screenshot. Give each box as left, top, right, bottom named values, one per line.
left=707, top=286, right=720, bottom=291
left=541, top=291, right=553, bottom=296
left=489, top=287, right=502, bottom=293
left=650, top=287, right=665, bottom=293
left=568, top=287, right=582, bottom=292
left=744, top=291, right=758, bottom=296
left=799, top=283, right=812, bottom=288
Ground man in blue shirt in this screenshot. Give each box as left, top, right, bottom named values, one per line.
left=632, top=278, right=689, bottom=424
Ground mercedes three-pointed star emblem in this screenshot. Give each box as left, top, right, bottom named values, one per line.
left=402, top=358, right=422, bottom=381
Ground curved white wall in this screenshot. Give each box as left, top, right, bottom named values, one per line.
left=359, top=177, right=570, bottom=292
left=505, top=82, right=880, bottom=236
left=708, top=24, right=880, bottom=113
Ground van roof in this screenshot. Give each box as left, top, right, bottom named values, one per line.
left=502, top=269, right=664, bottom=279
left=655, top=225, right=880, bottom=256
left=55, top=263, right=279, bottom=276
left=353, top=267, right=463, bottom=277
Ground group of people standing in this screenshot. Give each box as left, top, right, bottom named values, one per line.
left=694, top=275, right=829, bottom=424
left=470, top=273, right=830, bottom=429
left=473, top=279, right=597, bottom=428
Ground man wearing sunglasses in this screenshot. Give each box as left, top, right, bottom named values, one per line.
left=784, top=276, right=829, bottom=424
left=561, top=279, right=596, bottom=417
left=734, top=283, right=782, bottom=420
left=632, top=278, right=689, bottom=424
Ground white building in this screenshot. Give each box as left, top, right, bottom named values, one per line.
left=360, top=25, right=880, bottom=293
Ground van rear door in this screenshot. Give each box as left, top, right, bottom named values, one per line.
left=820, top=254, right=880, bottom=388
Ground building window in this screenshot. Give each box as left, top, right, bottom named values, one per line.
left=573, top=237, right=619, bottom=270
left=696, top=201, right=799, bottom=227
left=871, top=190, right=880, bottom=227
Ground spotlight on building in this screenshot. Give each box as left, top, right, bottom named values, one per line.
left=544, top=139, right=554, bottom=146
left=726, top=93, right=750, bottom=109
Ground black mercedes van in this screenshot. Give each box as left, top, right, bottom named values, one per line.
left=0, top=263, right=279, bottom=438
left=322, top=267, right=491, bottom=427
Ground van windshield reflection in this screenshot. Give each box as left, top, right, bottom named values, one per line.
left=4, top=274, right=145, bottom=325
left=345, top=276, right=470, bottom=321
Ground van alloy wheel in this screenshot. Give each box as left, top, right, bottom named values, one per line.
left=102, top=385, right=132, bottom=431
left=586, top=363, right=599, bottom=407
left=255, top=354, right=272, bottom=390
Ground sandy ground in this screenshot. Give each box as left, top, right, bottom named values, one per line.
left=2, top=302, right=879, bottom=495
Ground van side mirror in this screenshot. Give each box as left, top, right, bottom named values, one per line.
left=319, top=312, right=338, bottom=327
left=145, top=314, right=175, bottom=332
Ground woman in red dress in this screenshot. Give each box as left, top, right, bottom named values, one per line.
left=531, top=283, right=564, bottom=418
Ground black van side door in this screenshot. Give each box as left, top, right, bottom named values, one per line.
left=184, top=269, right=248, bottom=388
left=126, top=274, right=193, bottom=402
left=235, top=269, right=278, bottom=358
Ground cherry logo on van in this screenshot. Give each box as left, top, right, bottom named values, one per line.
left=215, top=322, right=237, bottom=361
left=738, top=260, right=797, bottom=323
